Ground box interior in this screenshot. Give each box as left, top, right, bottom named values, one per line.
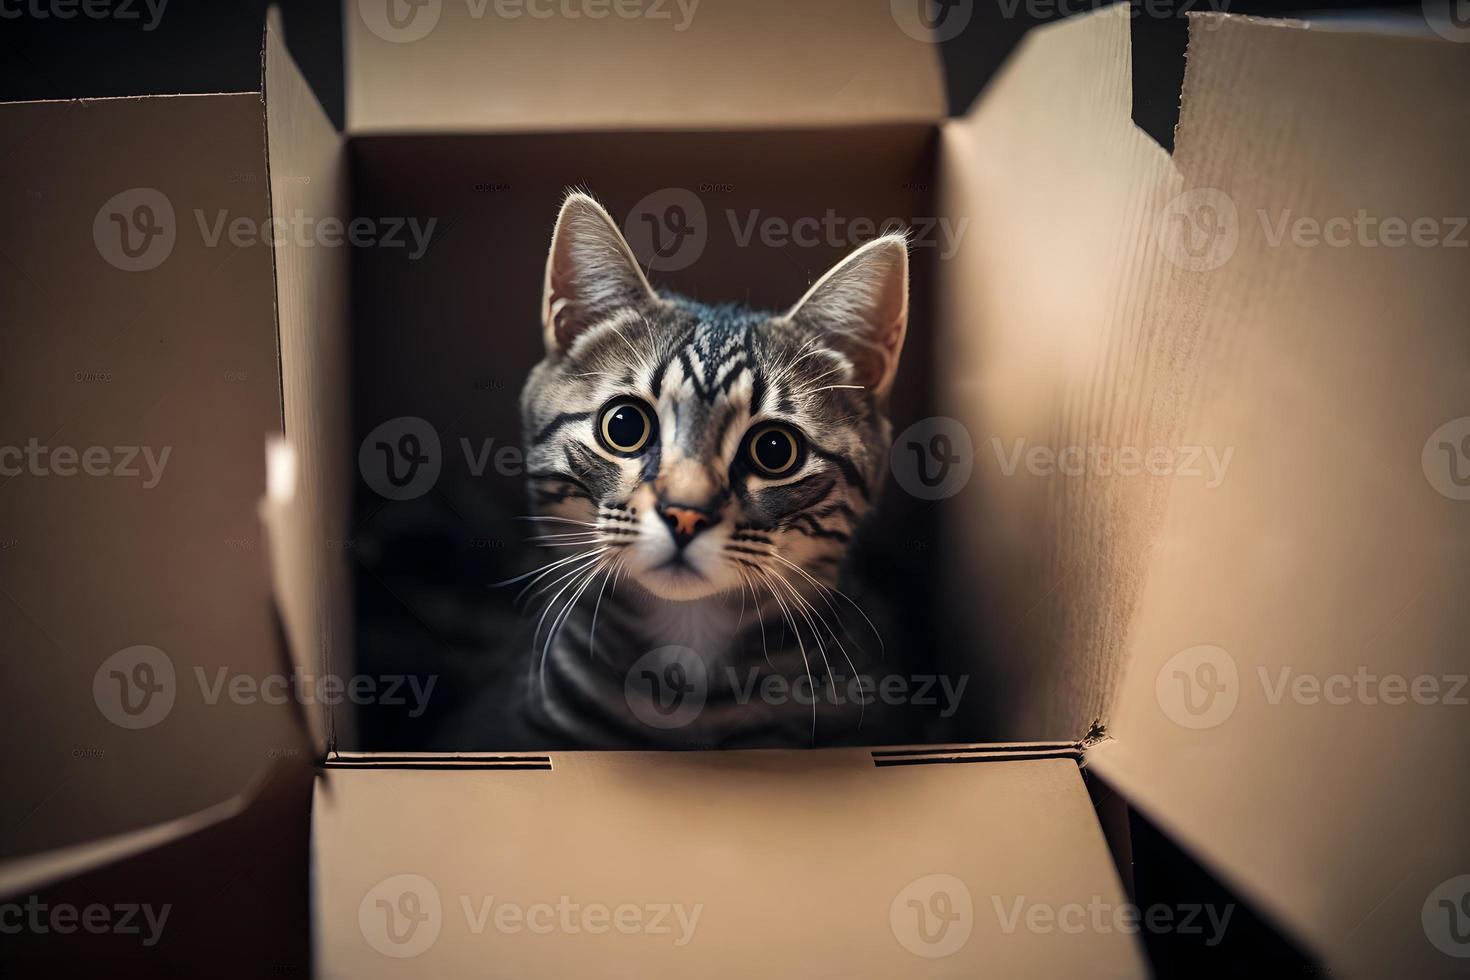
left=340, top=125, right=1023, bottom=751
left=260, top=7, right=1469, bottom=975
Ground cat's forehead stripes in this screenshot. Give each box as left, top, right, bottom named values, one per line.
left=649, top=302, right=771, bottom=413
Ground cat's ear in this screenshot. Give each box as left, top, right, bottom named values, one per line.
left=542, top=192, right=657, bottom=357
left=783, top=234, right=909, bottom=398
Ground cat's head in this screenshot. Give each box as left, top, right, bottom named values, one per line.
left=520, top=193, right=908, bottom=602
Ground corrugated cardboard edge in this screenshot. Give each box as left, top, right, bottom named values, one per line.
left=259, top=7, right=353, bottom=758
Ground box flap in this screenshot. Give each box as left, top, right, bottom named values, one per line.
left=0, top=758, right=312, bottom=976
left=260, top=8, right=353, bottom=757
left=0, top=93, right=299, bottom=860
left=938, top=5, right=1468, bottom=971
left=936, top=4, right=1181, bottom=740
left=1086, top=14, right=1470, bottom=977
left=345, top=0, right=945, bottom=133
left=0, top=759, right=283, bottom=900
left=313, top=752, right=1146, bottom=976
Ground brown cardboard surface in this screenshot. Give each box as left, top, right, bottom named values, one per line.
left=345, top=0, right=945, bottom=133
left=0, top=758, right=313, bottom=978
left=1090, top=14, right=1470, bottom=976
left=0, top=94, right=299, bottom=861
left=936, top=5, right=1469, bottom=969
left=262, top=9, right=354, bottom=756
left=313, top=753, right=1146, bottom=977
left=936, top=5, right=1188, bottom=740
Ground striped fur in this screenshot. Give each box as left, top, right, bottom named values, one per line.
left=513, top=193, right=908, bottom=747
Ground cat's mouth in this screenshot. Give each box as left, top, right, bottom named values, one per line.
left=635, top=554, right=726, bottom=601
left=655, top=553, right=700, bottom=573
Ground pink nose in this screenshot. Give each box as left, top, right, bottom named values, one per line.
left=657, top=505, right=713, bottom=547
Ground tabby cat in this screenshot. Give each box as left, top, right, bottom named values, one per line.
left=514, top=192, right=908, bottom=748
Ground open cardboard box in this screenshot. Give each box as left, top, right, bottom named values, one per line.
left=1, top=2, right=1467, bottom=976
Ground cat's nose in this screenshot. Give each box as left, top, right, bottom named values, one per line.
left=656, top=503, right=715, bottom=548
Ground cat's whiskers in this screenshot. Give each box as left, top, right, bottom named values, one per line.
left=768, top=551, right=885, bottom=657
left=587, top=554, right=625, bottom=664
left=765, top=562, right=865, bottom=730
left=515, top=514, right=602, bottom=528
left=493, top=546, right=604, bottom=594
left=746, top=563, right=817, bottom=745
left=532, top=551, right=616, bottom=689
left=759, top=564, right=840, bottom=693
left=522, top=548, right=609, bottom=605
left=736, top=566, right=774, bottom=670
left=542, top=554, right=613, bottom=678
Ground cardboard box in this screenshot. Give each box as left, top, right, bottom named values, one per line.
left=1, top=3, right=1466, bottom=976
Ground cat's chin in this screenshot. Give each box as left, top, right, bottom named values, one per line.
left=630, top=562, right=727, bottom=602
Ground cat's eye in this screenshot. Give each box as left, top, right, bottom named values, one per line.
left=744, top=422, right=805, bottom=478
left=596, top=398, right=656, bottom=456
